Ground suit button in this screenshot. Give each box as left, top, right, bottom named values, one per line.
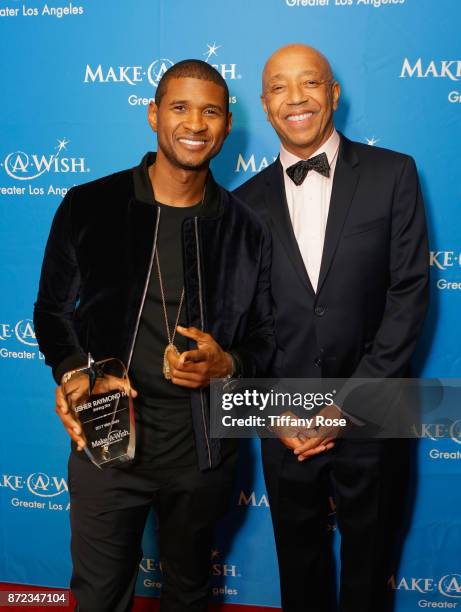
left=314, top=357, right=322, bottom=368
left=314, top=305, right=326, bottom=317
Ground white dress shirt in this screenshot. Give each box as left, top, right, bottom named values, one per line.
left=280, top=129, right=340, bottom=292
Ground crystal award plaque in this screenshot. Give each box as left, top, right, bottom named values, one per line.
left=61, top=358, right=136, bottom=468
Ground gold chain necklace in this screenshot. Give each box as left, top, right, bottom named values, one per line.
left=152, top=182, right=207, bottom=380
left=155, top=250, right=185, bottom=380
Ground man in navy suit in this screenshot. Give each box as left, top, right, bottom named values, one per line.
left=235, top=44, right=429, bottom=612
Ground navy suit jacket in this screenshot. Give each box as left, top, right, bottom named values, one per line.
left=234, top=133, right=429, bottom=384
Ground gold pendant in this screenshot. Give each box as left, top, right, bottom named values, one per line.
left=163, top=344, right=180, bottom=380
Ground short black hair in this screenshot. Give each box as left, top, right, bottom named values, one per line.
left=155, top=59, right=229, bottom=113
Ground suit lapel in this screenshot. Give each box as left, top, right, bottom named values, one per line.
left=265, top=159, right=315, bottom=295
left=317, top=135, right=360, bottom=294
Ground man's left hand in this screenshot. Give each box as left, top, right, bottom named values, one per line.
left=166, top=325, right=233, bottom=389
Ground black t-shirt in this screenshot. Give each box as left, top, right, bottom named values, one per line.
left=130, top=201, right=201, bottom=467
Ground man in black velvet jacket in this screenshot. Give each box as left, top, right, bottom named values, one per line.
left=34, top=60, right=274, bottom=612
left=235, top=45, right=429, bottom=612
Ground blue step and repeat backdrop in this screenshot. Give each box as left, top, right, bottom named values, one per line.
left=1, top=0, right=460, bottom=608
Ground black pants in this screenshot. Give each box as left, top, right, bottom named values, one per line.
left=68, top=451, right=237, bottom=612
left=262, top=438, right=410, bottom=612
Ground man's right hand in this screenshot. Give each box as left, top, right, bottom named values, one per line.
left=271, top=410, right=335, bottom=459
left=278, top=434, right=335, bottom=459
left=56, top=370, right=138, bottom=451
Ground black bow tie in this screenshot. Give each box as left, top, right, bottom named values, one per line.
left=286, top=152, right=330, bottom=185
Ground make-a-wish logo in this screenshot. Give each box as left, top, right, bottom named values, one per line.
left=412, top=419, right=461, bottom=445
left=415, top=421, right=461, bottom=446
left=235, top=154, right=278, bottom=174
left=138, top=557, right=163, bottom=590
left=26, top=472, right=68, bottom=498
left=430, top=251, right=461, bottom=271
left=400, top=58, right=461, bottom=80
left=0, top=472, right=68, bottom=498
left=390, top=573, right=461, bottom=599
left=211, top=549, right=241, bottom=578
left=2, top=138, right=90, bottom=181
left=238, top=490, right=269, bottom=507
left=0, top=319, right=37, bottom=346
left=430, top=251, right=461, bottom=291
left=84, top=42, right=241, bottom=88
left=399, top=59, right=461, bottom=104
left=211, top=549, right=240, bottom=597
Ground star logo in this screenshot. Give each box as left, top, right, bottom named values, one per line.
left=56, top=138, right=70, bottom=152
left=211, top=549, right=220, bottom=559
left=204, top=43, right=221, bottom=63
left=365, top=136, right=380, bottom=147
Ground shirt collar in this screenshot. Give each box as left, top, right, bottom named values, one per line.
left=279, top=128, right=340, bottom=171
left=132, top=151, right=220, bottom=217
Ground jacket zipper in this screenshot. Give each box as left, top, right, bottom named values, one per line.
left=127, top=207, right=161, bottom=369
left=195, top=216, right=212, bottom=468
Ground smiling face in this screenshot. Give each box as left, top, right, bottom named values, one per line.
left=148, top=77, right=232, bottom=171
left=261, top=45, right=340, bottom=159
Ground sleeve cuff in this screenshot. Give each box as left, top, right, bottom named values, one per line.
left=53, top=351, right=89, bottom=385
left=228, top=350, right=244, bottom=378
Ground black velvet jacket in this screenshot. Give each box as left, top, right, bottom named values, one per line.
left=34, top=153, right=275, bottom=471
